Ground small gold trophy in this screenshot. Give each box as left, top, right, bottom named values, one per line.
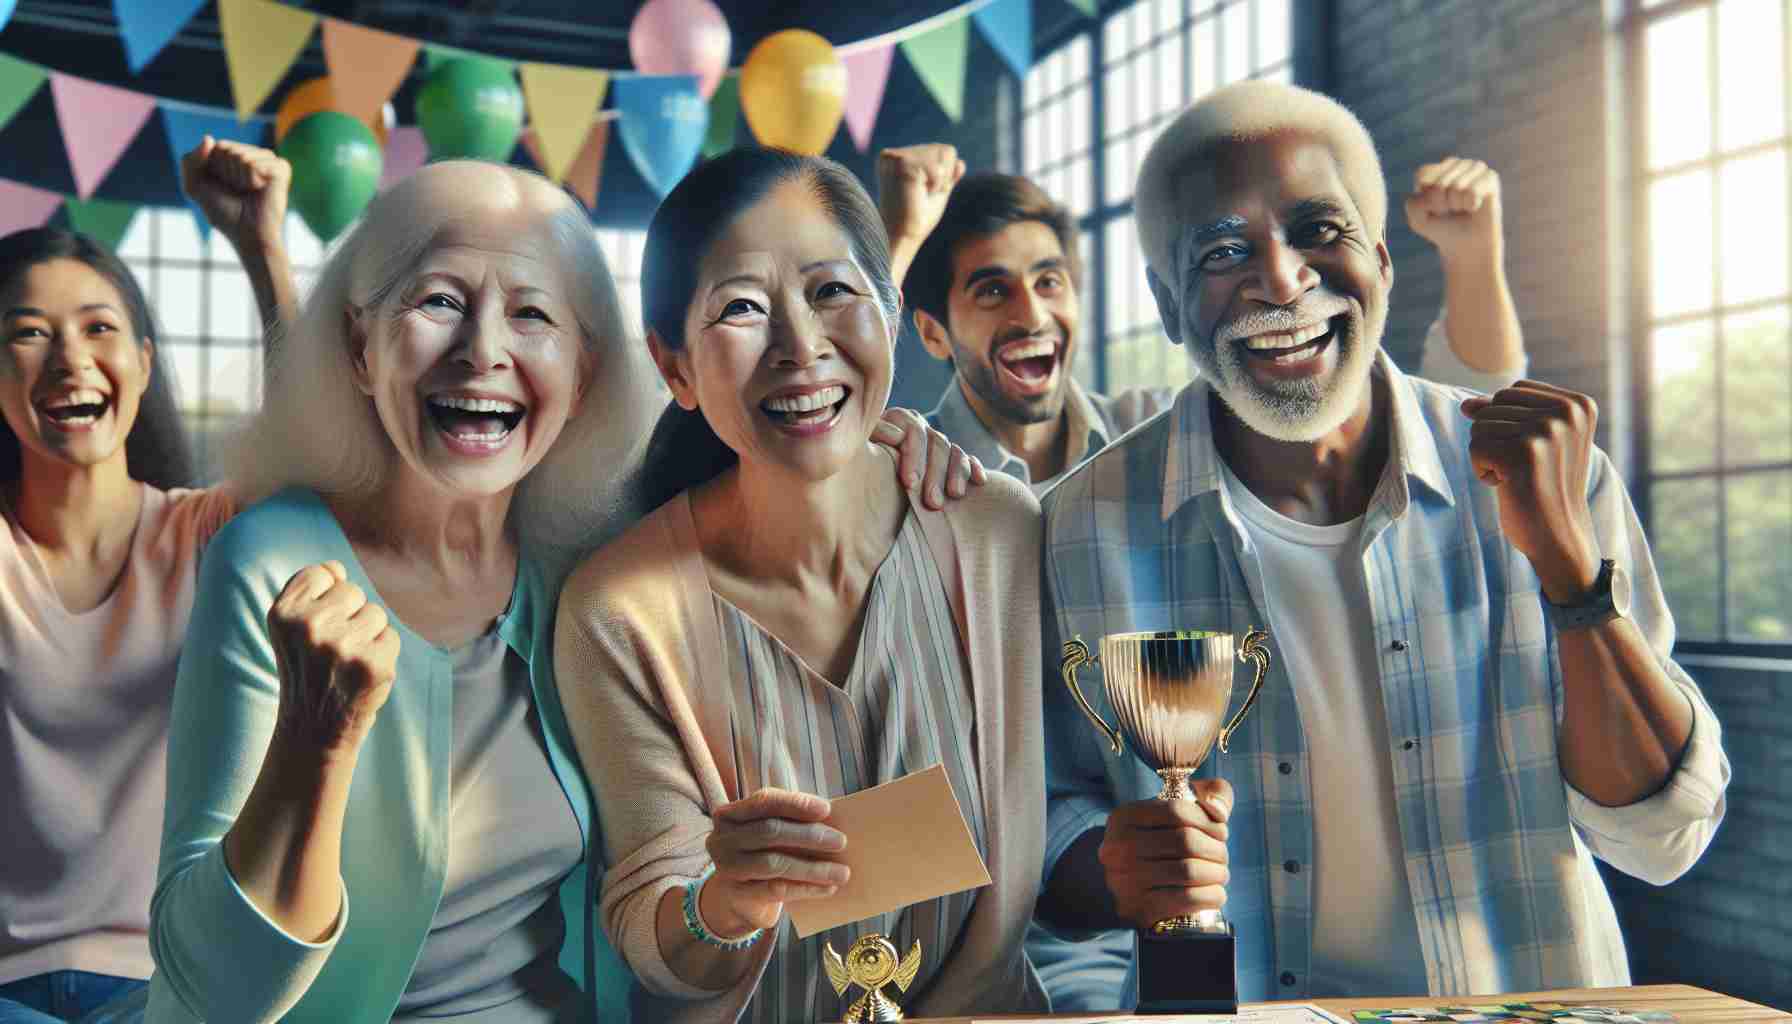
left=1062, top=627, right=1272, bottom=1014
left=823, top=933, right=922, bottom=1023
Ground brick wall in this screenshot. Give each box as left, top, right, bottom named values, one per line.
left=1331, top=0, right=1790, bottom=1010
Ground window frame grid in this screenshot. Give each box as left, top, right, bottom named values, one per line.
left=1624, top=0, right=1792, bottom=653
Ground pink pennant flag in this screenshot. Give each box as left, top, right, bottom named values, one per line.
left=0, top=179, right=65, bottom=235
left=379, top=124, right=428, bottom=192
left=842, top=44, right=896, bottom=153
left=49, top=74, right=158, bottom=198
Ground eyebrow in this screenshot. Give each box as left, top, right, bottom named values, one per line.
left=4, top=303, right=118, bottom=319
left=1288, top=196, right=1352, bottom=221
left=963, top=257, right=1065, bottom=291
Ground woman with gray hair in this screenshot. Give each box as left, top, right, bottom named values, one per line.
left=143, top=159, right=663, bottom=1024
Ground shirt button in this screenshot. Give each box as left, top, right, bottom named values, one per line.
left=1281, top=971, right=1298, bottom=987
left=1283, top=859, right=1301, bottom=874
left=1391, top=639, right=1410, bottom=652
left=1278, top=761, right=1293, bottom=775
left=1403, top=739, right=1417, bottom=750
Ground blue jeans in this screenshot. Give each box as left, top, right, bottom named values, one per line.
left=0, top=972, right=146, bottom=1023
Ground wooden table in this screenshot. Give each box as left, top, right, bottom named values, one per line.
left=916, top=984, right=1787, bottom=1022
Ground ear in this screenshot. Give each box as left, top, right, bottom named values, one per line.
left=344, top=305, right=373, bottom=396
left=912, top=308, right=955, bottom=363
left=646, top=328, right=699, bottom=411
left=1146, top=267, right=1184, bottom=347
left=571, top=342, right=594, bottom=408
left=136, top=336, right=154, bottom=394
left=1375, top=239, right=1394, bottom=289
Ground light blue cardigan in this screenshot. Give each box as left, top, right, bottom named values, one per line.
left=145, top=488, right=631, bottom=1023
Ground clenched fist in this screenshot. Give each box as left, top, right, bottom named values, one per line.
left=877, top=143, right=966, bottom=256
left=1098, top=779, right=1233, bottom=931
left=181, top=136, right=291, bottom=251
left=1461, top=381, right=1603, bottom=604
left=266, top=560, right=400, bottom=759
left=1405, top=157, right=1503, bottom=266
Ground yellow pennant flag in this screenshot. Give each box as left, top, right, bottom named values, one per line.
left=518, top=62, right=609, bottom=185
left=322, top=19, right=421, bottom=126
left=218, top=0, right=318, bottom=119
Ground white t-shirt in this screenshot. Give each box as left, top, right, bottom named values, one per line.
left=1218, top=461, right=1429, bottom=997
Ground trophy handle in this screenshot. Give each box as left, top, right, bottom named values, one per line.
left=1062, top=636, right=1125, bottom=757
left=1217, top=627, right=1271, bottom=754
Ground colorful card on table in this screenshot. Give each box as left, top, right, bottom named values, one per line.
left=784, top=764, right=991, bottom=939
left=1349, top=1003, right=1676, bottom=1024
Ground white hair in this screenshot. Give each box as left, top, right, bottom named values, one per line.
left=229, top=161, right=663, bottom=558
left=1134, top=80, right=1388, bottom=290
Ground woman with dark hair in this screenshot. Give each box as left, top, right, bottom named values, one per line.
left=555, top=148, right=1048, bottom=1023
left=0, top=139, right=303, bottom=1024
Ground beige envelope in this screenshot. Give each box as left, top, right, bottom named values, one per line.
left=786, top=764, right=992, bottom=939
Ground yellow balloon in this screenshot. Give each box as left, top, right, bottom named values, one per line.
left=739, top=29, right=846, bottom=155
left=274, top=77, right=389, bottom=148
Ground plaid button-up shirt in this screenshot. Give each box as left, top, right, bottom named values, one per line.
left=1037, top=353, right=1729, bottom=1006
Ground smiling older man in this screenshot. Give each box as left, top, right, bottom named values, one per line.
left=1032, top=80, right=1730, bottom=1010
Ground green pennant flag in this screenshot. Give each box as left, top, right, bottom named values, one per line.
left=702, top=75, right=739, bottom=158
left=1066, top=0, right=1097, bottom=15
left=900, top=14, right=971, bottom=122
left=61, top=198, right=141, bottom=250
left=423, top=43, right=515, bottom=75
left=0, top=53, right=47, bottom=135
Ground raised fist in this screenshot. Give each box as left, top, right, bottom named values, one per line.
left=266, top=560, right=401, bottom=759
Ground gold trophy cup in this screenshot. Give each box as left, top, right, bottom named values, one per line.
left=1061, top=627, right=1272, bottom=1014
left=823, top=934, right=922, bottom=1023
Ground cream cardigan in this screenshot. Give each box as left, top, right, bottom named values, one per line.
left=553, top=467, right=1048, bottom=1022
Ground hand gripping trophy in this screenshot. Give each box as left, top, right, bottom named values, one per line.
left=823, top=934, right=923, bottom=1022
left=1062, top=627, right=1272, bottom=1014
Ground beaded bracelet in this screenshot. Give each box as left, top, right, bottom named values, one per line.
left=682, top=865, right=766, bottom=951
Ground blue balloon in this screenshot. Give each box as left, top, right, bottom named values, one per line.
left=613, top=75, right=708, bottom=199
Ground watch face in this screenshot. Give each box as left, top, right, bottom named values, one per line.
left=1611, top=564, right=1632, bottom=618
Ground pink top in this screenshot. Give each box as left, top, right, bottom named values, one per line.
left=0, top=484, right=235, bottom=984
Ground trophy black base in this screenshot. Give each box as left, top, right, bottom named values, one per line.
left=1135, top=923, right=1238, bottom=1015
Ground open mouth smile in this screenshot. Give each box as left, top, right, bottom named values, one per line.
left=994, top=336, right=1061, bottom=397
left=761, top=383, right=851, bottom=436
left=1237, top=316, right=1341, bottom=368
left=36, top=388, right=111, bottom=431
left=426, top=393, right=527, bottom=453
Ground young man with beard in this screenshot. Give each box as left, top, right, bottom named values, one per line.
left=1032, top=81, right=1729, bottom=1009
left=878, top=144, right=1528, bottom=496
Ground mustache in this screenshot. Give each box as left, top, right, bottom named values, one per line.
left=989, top=326, right=1064, bottom=351
left=1214, top=297, right=1350, bottom=346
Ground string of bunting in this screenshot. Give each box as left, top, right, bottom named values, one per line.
left=0, top=0, right=1089, bottom=246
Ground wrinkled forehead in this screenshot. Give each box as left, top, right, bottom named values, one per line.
left=1168, top=133, right=1361, bottom=263
left=698, top=180, right=863, bottom=283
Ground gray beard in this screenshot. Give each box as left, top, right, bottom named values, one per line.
left=1187, top=308, right=1383, bottom=443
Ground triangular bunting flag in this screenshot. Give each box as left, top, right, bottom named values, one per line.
left=973, top=0, right=1033, bottom=78
left=113, top=0, right=207, bottom=73
left=0, top=180, right=66, bottom=236
left=62, top=198, right=141, bottom=250
left=218, top=0, right=318, bottom=119
left=49, top=74, right=158, bottom=198
left=322, top=19, right=421, bottom=127
left=518, top=62, right=609, bottom=185
left=702, top=74, right=738, bottom=158
left=161, top=106, right=265, bottom=238
left=612, top=75, right=706, bottom=199
left=841, top=44, right=895, bottom=153
left=424, top=44, right=514, bottom=75
left=523, top=122, right=608, bottom=210
left=0, top=54, right=47, bottom=137
left=1065, top=0, right=1097, bottom=14
left=0, top=0, right=15, bottom=32
left=900, top=14, right=972, bottom=122
left=379, top=124, right=428, bottom=192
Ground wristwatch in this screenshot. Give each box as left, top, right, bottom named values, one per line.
left=1543, top=558, right=1631, bottom=631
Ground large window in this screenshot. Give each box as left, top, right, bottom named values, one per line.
left=1023, top=0, right=1293, bottom=397
left=1632, top=0, right=1791, bottom=644
left=118, top=212, right=646, bottom=482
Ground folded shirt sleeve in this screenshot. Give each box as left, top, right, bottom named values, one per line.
left=1416, top=311, right=1528, bottom=393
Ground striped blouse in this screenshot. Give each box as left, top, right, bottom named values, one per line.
left=711, top=510, right=988, bottom=1024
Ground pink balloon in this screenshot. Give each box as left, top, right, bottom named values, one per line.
left=629, top=0, right=732, bottom=99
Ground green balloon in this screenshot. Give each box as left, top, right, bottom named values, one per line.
left=277, top=111, right=382, bottom=243
left=415, top=58, right=525, bottom=161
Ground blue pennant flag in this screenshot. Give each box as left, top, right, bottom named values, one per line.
left=0, top=0, right=16, bottom=33
left=612, top=75, right=707, bottom=200
left=973, top=0, right=1033, bottom=79
left=161, top=105, right=266, bottom=239
left=114, top=0, right=208, bottom=73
